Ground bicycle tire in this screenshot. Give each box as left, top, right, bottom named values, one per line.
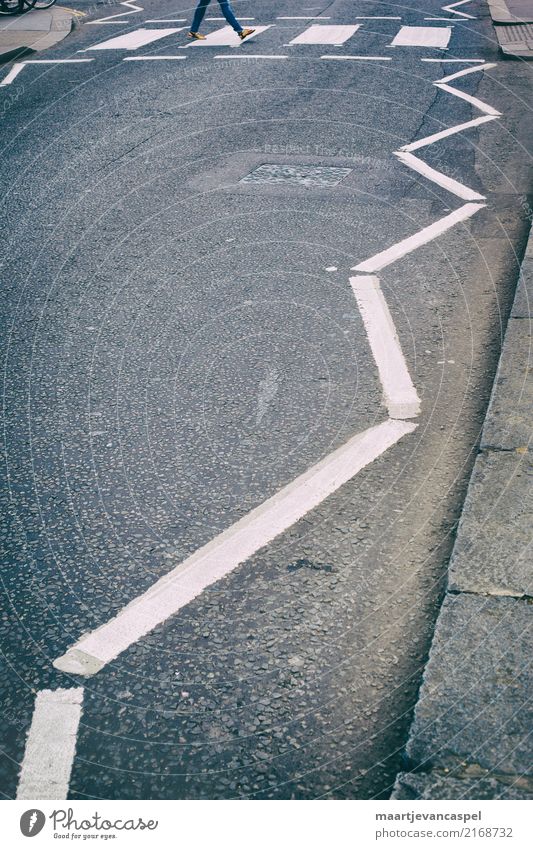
left=24, top=0, right=58, bottom=8
left=0, top=0, right=24, bottom=14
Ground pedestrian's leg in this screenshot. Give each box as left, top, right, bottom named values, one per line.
left=218, top=0, right=243, bottom=33
left=191, top=0, right=211, bottom=33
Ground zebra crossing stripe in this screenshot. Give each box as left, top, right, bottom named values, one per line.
left=186, top=25, right=271, bottom=46
left=391, top=26, right=452, bottom=48
left=289, top=25, right=360, bottom=45
left=83, top=28, right=184, bottom=51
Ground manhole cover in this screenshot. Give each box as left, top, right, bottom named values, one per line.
left=240, top=164, right=353, bottom=187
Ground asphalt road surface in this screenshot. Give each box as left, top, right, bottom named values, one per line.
left=1, top=0, right=532, bottom=800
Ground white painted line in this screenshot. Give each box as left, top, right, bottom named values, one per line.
left=185, top=25, right=270, bottom=47
left=83, top=27, right=183, bottom=51
left=0, top=63, right=26, bottom=86
left=145, top=19, right=186, bottom=22
left=391, top=26, right=452, bottom=48
left=277, top=16, right=330, bottom=19
left=1, top=59, right=94, bottom=86
left=400, top=114, right=497, bottom=152
left=438, top=61, right=496, bottom=82
left=53, top=418, right=416, bottom=676
left=394, top=151, right=485, bottom=201
left=289, top=24, right=360, bottom=45
left=353, top=203, right=485, bottom=273
left=355, top=16, right=402, bottom=19
left=351, top=276, right=421, bottom=419
left=420, top=58, right=484, bottom=62
left=124, top=55, right=186, bottom=60
left=435, top=81, right=501, bottom=116
left=206, top=16, right=255, bottom=20
left=321, top=54, right=392, bottom=61
left=443, top=0, right=476, bottom=19
left=89, top=0, right=143, bottom=24
left=17, top=689, right=83, bottom=800
left=215, top=54, right=288, bottom=59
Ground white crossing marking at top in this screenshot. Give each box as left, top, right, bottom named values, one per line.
left=17, top=688, right=84, bottom=800
left=289, top=24, right=360, bottom=45
left=84, top=27, right=184, bottom=51
left=53, top=419, right=415, bottom=676
left=187, top=25, right=270, bottom=46
left=391, top=26, right=452, bottom=48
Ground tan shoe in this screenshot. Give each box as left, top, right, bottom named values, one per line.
left=187, top=31, right=206, bottom=40
left=238, top=27, right=255, bottom=40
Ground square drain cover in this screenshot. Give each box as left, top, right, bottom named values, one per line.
left=240, top=164, right=352, bottom=187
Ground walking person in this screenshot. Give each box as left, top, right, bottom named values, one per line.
left=188, top=0, right=255, bottom=40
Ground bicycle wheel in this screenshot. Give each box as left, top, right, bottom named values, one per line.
left=0, top=0, right=24, bottom=14
left=24, top=0, right=58, bottom=8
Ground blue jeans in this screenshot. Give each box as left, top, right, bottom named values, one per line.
left=191, top=0, right=243, bottom=33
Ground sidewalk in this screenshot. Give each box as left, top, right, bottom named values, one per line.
left=392, top=226, right=533, bottom=800
left=0, top=6, right=80, bottom=65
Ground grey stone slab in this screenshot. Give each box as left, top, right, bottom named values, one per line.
left=487, top=0, right=533, bottom=23
left=0, top=12, right=52, bottom=33
left=480, top=318, right=533, bottom=450
left=406, top=594, right=533, bottom=778
left=495, top=23, right=533, bottom=56
left=449, top=450, right=533, bottom=597
left=511, top=257, right=533, bottom=318
left=393, top=770, right=532, bottom=800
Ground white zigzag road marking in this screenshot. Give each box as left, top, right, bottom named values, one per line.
left=353, top=204, right=485, bottom=273
left=86, top=0, right=143, bottom=25
left=442, top=0, right=476, bottom=18
left=394, top=151, right=485, bottom=200
left=53, top=420, right=416, bottom=676
left=399, top=115, right=497, bottom=153
left=350, top=276, right=421, bottom=419
left=395, top=63, right=499, bottom=199
left=17, top=689, right=83, bottom=800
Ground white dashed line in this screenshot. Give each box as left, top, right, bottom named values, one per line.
left=351, top=276, right=421, bottom=419
left=420, top=58, right=484, bottom=62
left=53, top=419, right=416, bottom=676
left=123, top=55, right=186, bottom=60
left=321, top=54, right=392, bottom=61
left=353, top=203, right=485, bottom=273
left=214, top=54, right=288, bottom=59
left=17, top=689, right=83, bottom=800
